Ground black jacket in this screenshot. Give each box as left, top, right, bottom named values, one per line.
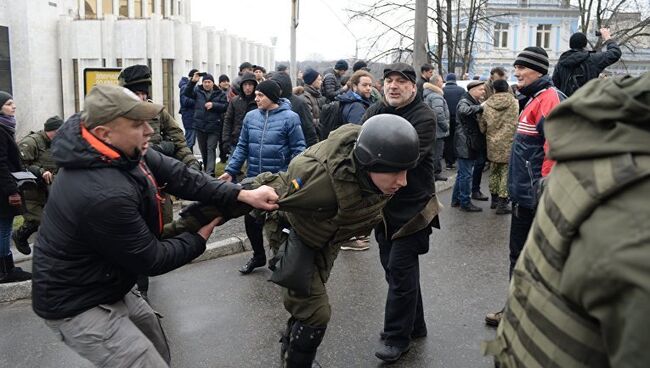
left=222, top=94, right=257, bottom=154
left=32, top=114, right=241, bottom=320
left=552, top=40, right=622, bottom=96
left=443, top=81, right=466, bottom=120
left=362, top=98, right=436, bottom=227
left=454, top=92, right=485, bottom=160
left=321, top=68, right=344, bottom=102
left=183, top=82, right=228, bottom=133
left=272, top=73, right=319, bottom=147
left=0, top=123, right=22, bottom=218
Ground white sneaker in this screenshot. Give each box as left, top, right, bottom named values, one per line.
left=340, top=237, right=370, bottom=251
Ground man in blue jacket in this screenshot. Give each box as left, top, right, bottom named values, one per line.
left=219, top=80, right=306, bottom=274
left=184, top=72, right=228, bottom=176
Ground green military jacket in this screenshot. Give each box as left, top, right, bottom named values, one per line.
left=484, top=74, right=650, bottom=367
left=18, top=130, right=58, bottom=176
left=149, top=106, right=199, bottom=167
left=478, top=92, right=519, bottom=163
left=256, top=124, right=392, bottom=282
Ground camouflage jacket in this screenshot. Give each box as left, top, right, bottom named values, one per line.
left=478, top=92, right=519, bottom=163
left=148, top=106, right=199, bottom=168
left=18, top=130, right=58, bottom=176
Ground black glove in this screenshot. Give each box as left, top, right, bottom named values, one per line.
left=151, top=141, right=176, bottom=157
left=188, top=161, right=202, bottom=171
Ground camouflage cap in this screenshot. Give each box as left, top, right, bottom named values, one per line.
left=81, top=85, right=163, bottom=129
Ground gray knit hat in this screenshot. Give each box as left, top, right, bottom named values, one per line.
left=513, top=47, right=549, bottom=75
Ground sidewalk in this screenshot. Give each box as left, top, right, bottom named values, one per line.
left=1, top=173, right=456, bottom=303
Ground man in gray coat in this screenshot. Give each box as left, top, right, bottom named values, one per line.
left=423, top=75, right=450, bottom=181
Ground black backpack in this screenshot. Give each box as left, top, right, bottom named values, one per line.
left=559, top=62, right=591, bottom=97
left=318, top=101, right=342, bottom=140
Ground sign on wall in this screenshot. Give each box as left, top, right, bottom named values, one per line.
left=84, top=68, right=122, bottom=95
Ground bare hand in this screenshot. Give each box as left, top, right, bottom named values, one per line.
left=8, top=193, right=21, bottom=207
left=237, top=185, right=279, bottom=211
left=42, top=171, right=53, bottom=185
left=191, top=72, right=201, bottom=83
left=218, top=172, right=232, bottom=182
left=197, top=216, right=223, bottom=240
left=600, top=28, right=611, bottom=41
left=205, top=102, right=213, bottom=110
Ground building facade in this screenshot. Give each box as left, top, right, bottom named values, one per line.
left=0, top=0, right=275, bottom=137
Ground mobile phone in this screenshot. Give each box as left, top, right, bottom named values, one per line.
left=198, top=72, right=207, bottom=77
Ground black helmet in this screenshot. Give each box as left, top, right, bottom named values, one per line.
left=118, top=65, right=152, bottom=95
left=354, top=114, right=419, bottom=172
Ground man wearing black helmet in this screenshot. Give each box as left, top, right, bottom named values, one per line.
left=362, top=63, right=438, bottom=363
left=231, top=115, right=417, bottom=368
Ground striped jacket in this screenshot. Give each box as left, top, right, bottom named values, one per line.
left=508, top=76, right=564, bottom=209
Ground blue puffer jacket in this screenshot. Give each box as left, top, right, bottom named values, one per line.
left=178, top=77, right=195, bottom=130
left=226, top=98, right=306, bottom=178
left=183, top=81, right=228, bottom=133
left=336, top=90, right=371, bottom=125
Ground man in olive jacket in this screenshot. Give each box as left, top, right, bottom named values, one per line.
left=362, top=63, right=439, bottom=363
left=32, top=85, right=279, bottom=368
left=484, top=72, right=650, bottom=368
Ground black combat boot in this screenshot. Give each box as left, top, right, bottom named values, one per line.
left=0, top=254, right=32, bottom=283
left=490, top=193, right=498, bottom=209
left=282, top=319, right=326, bottom=368
left=12, top=221, right=39, bottom=255
left=495, top=197, right=512, bottom=215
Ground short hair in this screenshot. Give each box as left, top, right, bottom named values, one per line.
left=490, top=67, right=506, bottom=78
left=276, top=64, right=288, bottom=72
left=421, top=63, right=434, bottom=73
left=253, top=65, right=266, bottom=73
left=347, top=70, right=374, bottom=89
left=430, top=74, right=442, bottom=84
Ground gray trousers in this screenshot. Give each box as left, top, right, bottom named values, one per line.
left=45, top=288, right=171, bottom=368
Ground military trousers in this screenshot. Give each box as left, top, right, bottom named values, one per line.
left=44, top=288, right=170, bottom=368
left=376, top=224, right=431, bottom=349
left=21, top=188, right=47, bottom=224
left=488, top=163, right=509, bottom=198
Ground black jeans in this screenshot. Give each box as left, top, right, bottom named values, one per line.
left=472, top=149, right=487, bottom=193
left=433, top=138, right=445, bottom=175
left=196, top=130, right=219, bottom=176
left=375, top=224, right=431, bottom=349
left=508, top=205, right=535, bottom=279
left=443, top=118, right=456, bottom=167
left=245, top=214, right=266, bottom=261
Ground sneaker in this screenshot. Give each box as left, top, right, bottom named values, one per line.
left=340, top=238, right=370, bottom=251
left=375, top=344, right=410, bottom=363
left=460, top=203, right=483, bottom=212
left=485, top=309, right=504, bottom=327
left=471, top=191, right=489, bottom=201
left=434, top=174, right=448, bottom=182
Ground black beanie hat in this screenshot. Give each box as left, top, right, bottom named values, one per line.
left=570, top=32, right=588, bottom=49
left=302, top=68, right=320, bottom=85
left=218, top=74, right=229, bottom=83
left=44, top=116, right=63, bottom=131
left=0, top=91, right=12, bottom=108
left=188, top=69, right=199, bottom=78
left=256, top=80, right=282, bottom=104
left=335, top=59, right=349, bottom=71
left=493, top=79, right=510, bottom=93
left=352, top=60, right=368, bottom=72
left=202, top=73, right=215, bottom=82
left=513, top=46, right=549, bottom=75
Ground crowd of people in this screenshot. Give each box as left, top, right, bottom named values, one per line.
left=1, top=26, right=647, bottom=368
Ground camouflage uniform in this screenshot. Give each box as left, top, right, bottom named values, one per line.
left=483, top=74, right=650, bottom=367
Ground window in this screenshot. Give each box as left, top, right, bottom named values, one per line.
left=84, top=0, right=98, bottom=19
left=0, top=26, right=12, bottom=94
left=103, top=0, right=113, bottom=16
left=536, top=24, right=552, bottom=49
left=493, top=23, right=509, bottom=48
left=119, top=0, right=128, bottom=17
left=162, top=59, right=174, bottom=113
left=116, top=58, right=123, bottom=67
left=134, top=0, right=142, bottom=18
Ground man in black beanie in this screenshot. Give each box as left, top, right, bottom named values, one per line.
left=485, top=45, right=566, bottom=327
left=321, top=59, right=349, bottom=102
left=271, top=72, right=319, bottom=147
left=552, top=27, right=621, bottom=96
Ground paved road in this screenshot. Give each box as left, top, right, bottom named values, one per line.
left=0, top=182, right=510, bottom=367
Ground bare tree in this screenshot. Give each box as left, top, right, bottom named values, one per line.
left=574, top=0, right=650, bottom=50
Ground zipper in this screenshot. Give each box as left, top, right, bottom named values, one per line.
left=259, top=110, right=269, bottom=174
left=138, top=162, right=164, bottom=234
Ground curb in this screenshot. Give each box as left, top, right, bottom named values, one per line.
left=2, top=175, right=456, bottom=304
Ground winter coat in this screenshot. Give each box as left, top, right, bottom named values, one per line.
left=423, top=83, right=450, bottom=139
left=222, top=94, right=257, bottom=154
left=454, top=92, right=484, bottom=160
left=0, top=122, right=22, bottom=219
left=443, top=81, right=466, bottom=121
left=336, top=90, right=371, bottom=125
left=272, top=72, right=318, bottom=147
left=321, top=68, right=344, bottom=102
left=225, top=99, right=306, bottom=178
left=178, top=77, right=195, bottom=130
left=183, top=82, right=228, bottom=133
left=478, top=92, right=518, bottom=163
left=508, top=76, right=564, bottom=209
left=363, top=97, right=438, bottom=232
left=147, top=108, right=199, bottom=168
left=303, top=84, right=324, bottom=129
left=18, top=130, right=58, bottom=176
left=31, top=114, right=241, bottom=320
left=552, top=40, right=622, bottom=96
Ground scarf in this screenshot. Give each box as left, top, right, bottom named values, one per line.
left=0, top=114, right=16, bottom=132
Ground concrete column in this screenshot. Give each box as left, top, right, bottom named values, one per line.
left=206, top=28, right=217, bottom=75
left=128, top=0, right=135, bottom=18
left=78, top=0, right=85, bottom=19
left=240, top=38, right=249, bottom=62
left=97, top=0, right=104, bottom=18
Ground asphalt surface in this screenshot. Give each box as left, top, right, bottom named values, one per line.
left=0, top=177, right=510, bottom=367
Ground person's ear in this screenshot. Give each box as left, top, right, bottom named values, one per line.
left=90, top=125, right=112, bottom=144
